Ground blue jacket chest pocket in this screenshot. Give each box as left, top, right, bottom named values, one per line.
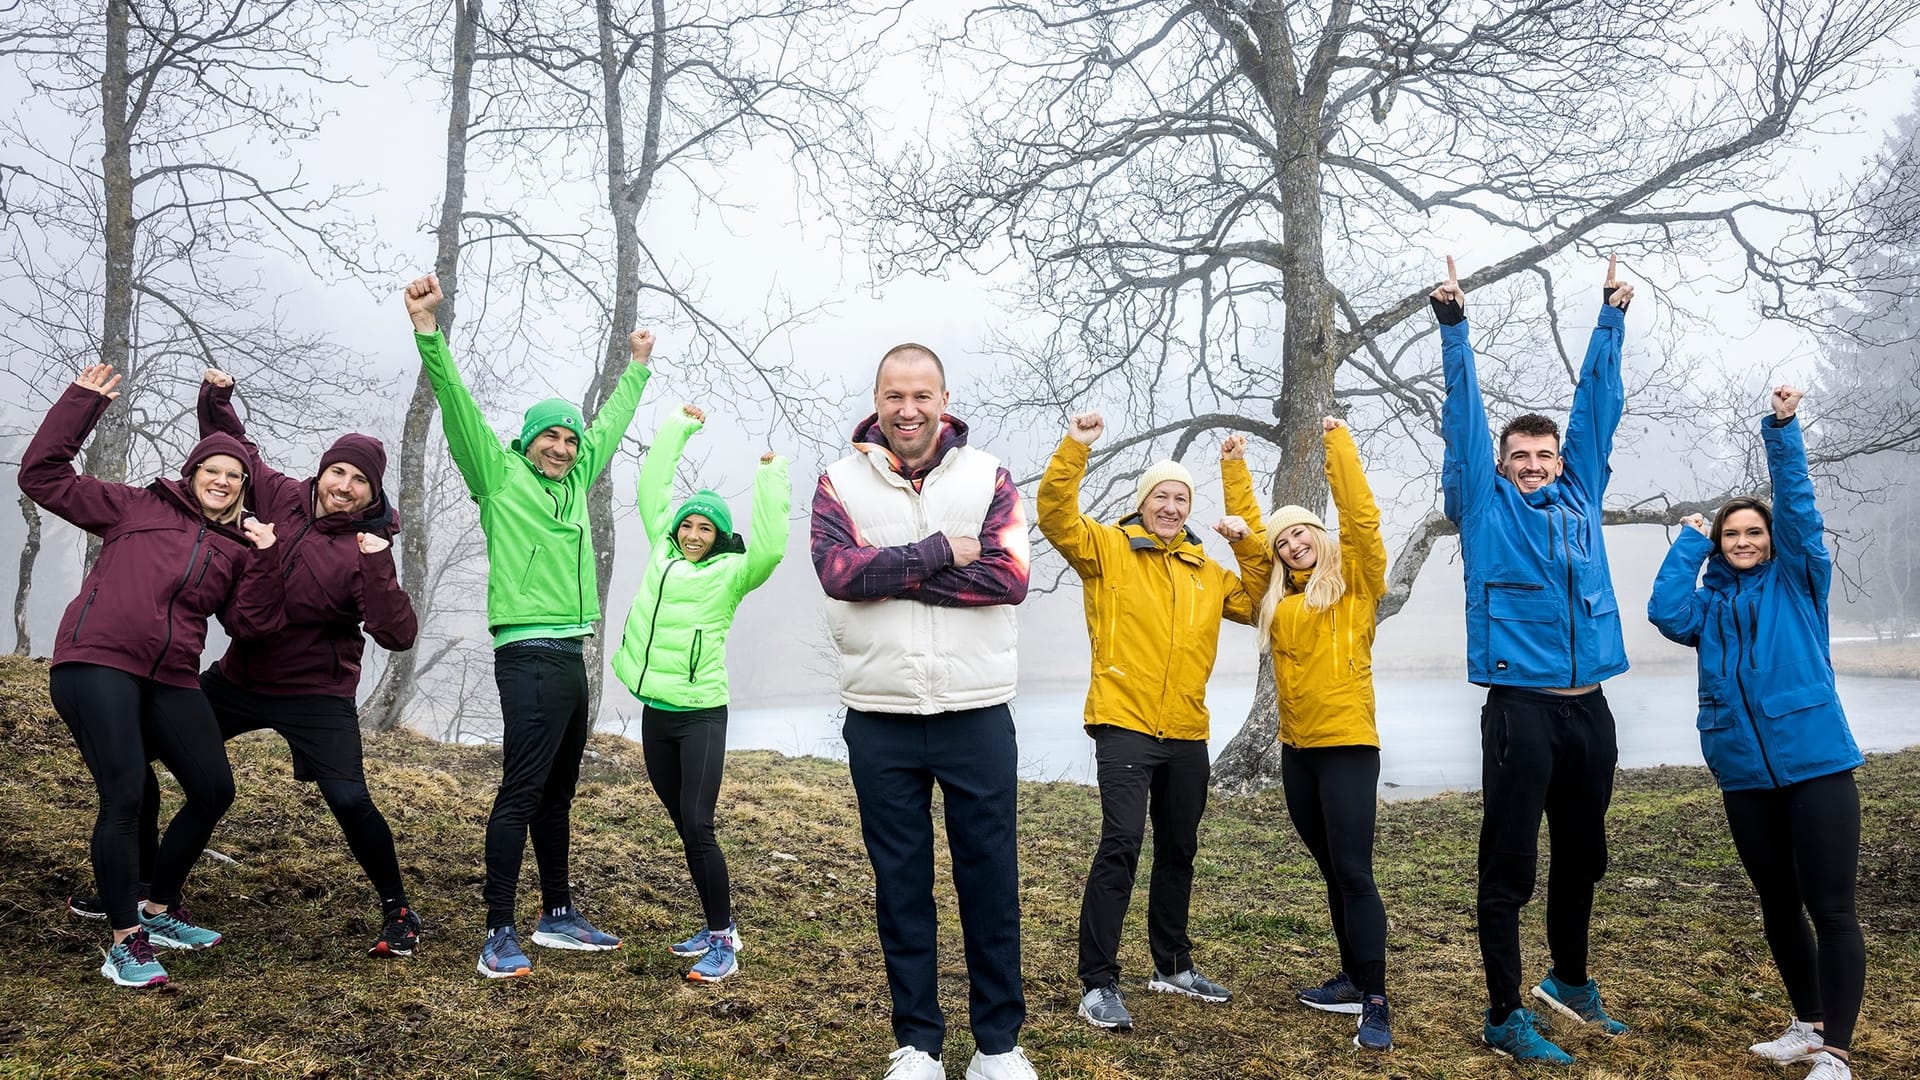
left=1486, top=582, right=1555, bottom=675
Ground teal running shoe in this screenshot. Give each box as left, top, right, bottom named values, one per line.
left=139, top=904, right=222, bottom=949
left=1483, top=1008, right=1574, bottom=1064
left=1532, top=969, right=1629, bottom=1035
left=101, top=929, right=169, bottom=988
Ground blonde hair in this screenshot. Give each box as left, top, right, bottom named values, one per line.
left=1254, top=524, right=1344, bottom=652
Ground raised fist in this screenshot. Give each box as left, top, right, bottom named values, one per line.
left=75, top=364, right=122, bottom=400
left=760, top=451, right=777, bottom=465
left=1068, top=412, right=1105, bottom=446
left=1681, top=513, right=1708, bottom=537
left=1430, top=254, right=1465, bottom=307
left=1213, top=515, right=1251, bottom=542
left=683, top=404, right=706, bottom=424
left=357, top=532, right=391, bottom=555
left=629, top=329, right=655, bottom=366
left=1220, top=434, right=1246, bottom=461
left=242, top=518, right=277, bottom=550
left=203, top=368, right=234, bottom=389
left=1772, top=384, right=1803, bottom=420
left=1322, top=416, right=1345, bottom=432
left=404, top=275, right=443, bottom=332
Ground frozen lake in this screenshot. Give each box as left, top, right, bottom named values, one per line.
left=708, top=670, right=1920, bottom=799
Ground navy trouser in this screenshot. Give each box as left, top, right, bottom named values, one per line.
left=1077, top=725, right=1209, bottom=989
left=483, top=642, right=591, bottom=929
left=1476, top=685, right=1616, bottom=1020
left=845, top=704, right=1025, bottom=1058
left=1723, top=770, right=1864, bottom=1052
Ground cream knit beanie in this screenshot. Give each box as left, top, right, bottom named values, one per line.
left=1133, top=460, right=1195, bottom=515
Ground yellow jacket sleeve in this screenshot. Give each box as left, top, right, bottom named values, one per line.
left=1036, top=435, right=1110, bottom=580
left=1325, top=425, right=1387, bottom=599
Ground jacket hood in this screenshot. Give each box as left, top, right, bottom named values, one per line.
left=154, top=431, right=254, bottom=525
left=1115, top=513, right=1207, bottom=564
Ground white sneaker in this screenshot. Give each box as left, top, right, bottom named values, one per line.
left=1803, top=1051, right=1852, bottom=1080
left=882, top=1046, right=945, bottom=1080
left=1749, top=1019, right=1823, bottom=1063
left=964, top=1046, right=1038, bottom=1080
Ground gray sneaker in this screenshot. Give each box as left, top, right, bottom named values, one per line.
left=1078, top=982, right=1133, bottom=1030
left=1148, top=966, right=1232, bottom=1002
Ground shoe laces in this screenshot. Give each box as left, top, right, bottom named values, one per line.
left=884, top=1046, right=936, bottom=1078
left=123, top=930, right=159, bottom=965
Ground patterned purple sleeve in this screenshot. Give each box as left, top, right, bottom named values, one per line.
left=810, top=473, right=954, bottom=601
left=912, top=467, right=1031, bottom=608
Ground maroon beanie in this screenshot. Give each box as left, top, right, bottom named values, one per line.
left=319, top=434, right=388, bottom=499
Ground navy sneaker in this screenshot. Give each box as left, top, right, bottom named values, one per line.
left=369, top=907, right=422, bottom=958
left=1354, top=995, right=1392, bottom=1051
left=1297, top=971, right=1364, bottom=1014
left=100, top=929, right=168, bottom=988
left=669, top=921, right=742, bottom=958
left=68, top=893, right=107, bottom=920
left=531, top=906, right=621, bottom=951
left=687, top=930, right=738, bottom=982
left=477, top=925, right=532, bottom=978
left=1532, top=969, right=1628, bottom=1035
left=1483, top=1008, right=1574, bottom=1064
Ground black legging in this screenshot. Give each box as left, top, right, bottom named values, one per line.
left=641, top=704, right=731, bottom=930
left=1282, top=743, right=1388, bottom=997
left=49, top=664, right=234, bottom=929
left=1722, top=769, right=1865, bottom=1053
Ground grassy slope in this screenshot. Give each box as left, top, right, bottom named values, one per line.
left=0, top=654, right=1914, bottom=1080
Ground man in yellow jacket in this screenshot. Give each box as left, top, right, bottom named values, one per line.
left=1038, top=411, right=1260, bottom=1033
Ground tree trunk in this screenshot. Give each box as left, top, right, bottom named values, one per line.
left=13, top=495, right=41, bottom=656
left=86, top=0, right=136, bottom=574
left=362, top=0, right=480, bottom=733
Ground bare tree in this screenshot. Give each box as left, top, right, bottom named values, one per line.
left=869, top=0, right=1920, bottom=791
left=12, top=494, right=39, bottom=656
left=1, top=0, right=378, bottom=568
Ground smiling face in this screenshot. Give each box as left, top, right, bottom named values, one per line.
left=1717, top=507, right=1773, bottom=569
left=676, top=514, right=718, bottom=563
left=193, top=454, right=245, bottom=519
left=1140, top=480, right=1191, bottom=541
left=1498, top=432, right=1564, bottom=495
left=525, top=427, right=580, bottom=480
left=314, top=461, right=374, bottom=518
left=1275, top=524, right=1319, bottom=571
left=873, top=351, right=949, bottom=471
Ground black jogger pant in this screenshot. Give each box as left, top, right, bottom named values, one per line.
left=49, top=663, right=235, bottom=929
left=1281, top=743, right=1388, bottom=998
left=641, top=704, right=731, bottom=931
left=199, top=668, right=409, bottom=914
left=1476, top=684, right=1616, bottom=1021
left=1077, top=725, right=1210, bottom=990
left=1723, top=769, right=1865, bottom=1053
left=483, top=641, right=591, bottom=929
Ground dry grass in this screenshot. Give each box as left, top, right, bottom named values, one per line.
left=0, top=653, right=1915, bottom=1079
left=1830, top=638, right=1920, bottom=679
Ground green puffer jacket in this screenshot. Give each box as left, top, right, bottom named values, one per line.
left=415, top=331, right=650, bottom=632
left=611, top=411, right=789, bottom=707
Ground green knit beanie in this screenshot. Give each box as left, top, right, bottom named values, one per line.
left=512, top=397, right=585, bottom=455
left=672, top=489, right=734, bottom=538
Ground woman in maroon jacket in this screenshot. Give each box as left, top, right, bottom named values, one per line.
left=20, top=364, right=283, bottom=989
left=193, top=368, right=424, bottom=957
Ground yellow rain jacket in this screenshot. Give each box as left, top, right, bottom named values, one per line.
left=1226, top=425, right=1388, bottom=749
left=1038, top=436, right=1258, bottom=741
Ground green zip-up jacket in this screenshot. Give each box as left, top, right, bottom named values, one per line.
left=611, top=410, right=789, bottom=708
left=415, top=331, right=650, bottom=636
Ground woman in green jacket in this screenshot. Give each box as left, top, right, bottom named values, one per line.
left=612, top=404, right=788, bottom=983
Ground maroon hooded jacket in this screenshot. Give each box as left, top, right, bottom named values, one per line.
left=19, top=384, right=285, bottom=688
left=199, top=381, right=418, bottom=699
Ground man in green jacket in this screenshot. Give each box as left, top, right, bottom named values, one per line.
left=403, top=273, right=654, bottom=978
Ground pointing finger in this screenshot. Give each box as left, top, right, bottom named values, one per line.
left=1445, top=255, right=1457, bottom=283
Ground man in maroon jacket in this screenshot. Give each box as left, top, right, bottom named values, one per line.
left=70, top=369, right=425, bottom=958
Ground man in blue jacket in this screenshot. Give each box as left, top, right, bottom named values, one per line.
left=1434, top=255, right=1635, bottom=1064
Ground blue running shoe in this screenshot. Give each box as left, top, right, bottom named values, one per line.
left=687, top=930, right=738, bottom=982
left=1532, top=970, right=1629, bottom=1035
left=100, top=929, right=168, bottom=988
left=1354, top=995, right=1392, bottom=1051
left=138, top=904, right=222, bottom=949
left=1483, top=1008, right=1574, bottom=1064
left=531, top=906, right=621, bottom=951
left=477, top=925, right=532, bottom=978
left=669, top=921, right=743, bottom=958
left=1297, top=971, right=1364, bottom=1014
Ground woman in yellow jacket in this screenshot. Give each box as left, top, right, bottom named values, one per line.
left=1038, top=411, right=1259, bottom=1035
left=1221, top=417, right=1394, bottom=1051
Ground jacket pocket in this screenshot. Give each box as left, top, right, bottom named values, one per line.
left=1757, top=677, right=1836, bottom=719
left=688, top=629, right=703, bottom=682
left=70, top=587, right=99, bottom=643
left=1695, top=692, right=1734, bottom=731
left=1584, top=591, right=1626, bottom=672
left=1486, top=581, right=1552, bottom=677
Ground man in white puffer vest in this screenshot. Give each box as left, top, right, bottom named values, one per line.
left=810, top=342, right=1035, bottom=1080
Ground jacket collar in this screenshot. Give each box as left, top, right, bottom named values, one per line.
left=850, top=413, right=970, bottom=483
left=1117, top=513, right=1206, bottom=565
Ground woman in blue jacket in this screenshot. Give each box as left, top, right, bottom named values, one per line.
left=1648, top=385, right=1863, bottom=1080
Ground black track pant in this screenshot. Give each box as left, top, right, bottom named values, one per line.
left=483, top=643, right=591, bottom=929
left=1723, top=770, right=1865, bottom=1053
left=1476, top=685, right=1616, bottom=1022
left=49, top=664, right=234, bottom=929
left=1282, top=744, right=1387, bottom=997
left=641, top=704, right=731, bottom=930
